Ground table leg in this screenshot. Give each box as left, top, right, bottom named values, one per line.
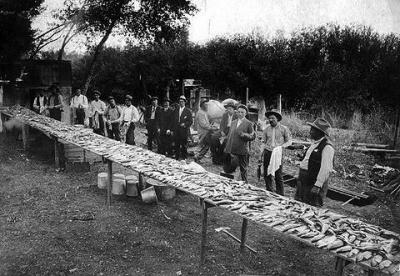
left=367, top=269, right=375, bottom=276
left=22, top=124, right=29, bottom=150
left=240, top=218, right=248, bottom=253
left=107, top=160, right=112, bottom=207
left=54, top=139, right=60, bottom=169
left=200, top=198, right=208, bottom=265
left=335, top=256, right=350, bottom=276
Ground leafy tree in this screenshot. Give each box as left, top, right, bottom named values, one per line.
left=59, top=0, right=197, bottom=94
left=0, top=0, right=43, bottom=63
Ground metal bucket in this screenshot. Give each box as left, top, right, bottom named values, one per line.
left=141, top=186, right=157, bottom=203
left=97, top=172, right=108, bottom=189
left=112, top=178, right=126, bottom=195
left=126, top=175, right=139, bottom=197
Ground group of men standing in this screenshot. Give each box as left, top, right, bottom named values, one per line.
left=193, top=100, right=335, bottom=208
left=33, top=88, right=335, bottom=207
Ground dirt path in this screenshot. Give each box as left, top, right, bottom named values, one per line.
left=0, top=131, right=395, bottom=275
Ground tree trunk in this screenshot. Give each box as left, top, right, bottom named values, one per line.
left=58, top=23, right=76, bottom=60
left=82, top=21, right=117, bottom=94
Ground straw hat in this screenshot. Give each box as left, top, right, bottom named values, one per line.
left=265, top=109, right=282, bottom=121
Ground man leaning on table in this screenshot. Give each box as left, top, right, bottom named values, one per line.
left=295, top=118, right=334, bottom=207
left=262, top=109, right=292, bottom=196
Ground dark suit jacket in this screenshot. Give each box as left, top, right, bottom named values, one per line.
left=173, top=106, right=193, bottom=137
left=220, top=111, right=238, bottom=136
left=224, top=117, right=255, bottom=155
left=144, top=105, right=161, bottom=129
left=157, top=107, right=173, bottom=133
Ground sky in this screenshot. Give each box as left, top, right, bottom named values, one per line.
left=33, top=0, right=400, bottom=53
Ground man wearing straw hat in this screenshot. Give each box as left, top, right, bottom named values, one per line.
left=262, top=109, right=292, bottom=195
left=295, top=118, right=335, bottom=207
left=173, top=95, right=193, bottom=160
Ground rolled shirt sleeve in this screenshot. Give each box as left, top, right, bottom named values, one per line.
left=314, top=145, right=335, bottom=187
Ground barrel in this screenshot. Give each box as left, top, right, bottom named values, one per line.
left=97, top=172, right=108, bottom=189
left=126, top=175, right=139, bottom=197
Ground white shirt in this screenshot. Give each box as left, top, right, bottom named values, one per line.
left=122, top=105, right=139, bottom=123
left=89, top=100, right=106, bottom=116
left=236, top=118, right=243, bottom=127
left=227, top=114, right=233, bottom=127
left=70, top=94, right=88, bottom=109
left=150, top=106, right=156, bottom=119
left=178, top=106, right=184, bottom=122
left=299, top=137, right=334, bottom=187
left=34, top=96, right=46, bottom=108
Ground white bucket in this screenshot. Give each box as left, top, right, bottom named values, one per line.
left=97, top=172, right=108, bottom=189
left=112, top=178, right=126, bottom=195
left=113, top=173, right=125, bottom=180
left=126, top=175, right=139, bottom=197
left=141, top=186, right=157, bottom=203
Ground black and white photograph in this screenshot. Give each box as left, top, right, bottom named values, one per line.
left=1, top=0, right=400, bottom=275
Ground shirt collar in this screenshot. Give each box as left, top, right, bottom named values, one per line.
left=312, top=137, right=325, bottom=145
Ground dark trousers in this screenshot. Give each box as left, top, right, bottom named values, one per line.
left=158, top=133, right=172, bottom=155
left=235, top=154, right=249, bottom=183
left=147, top=121, right=159, bottom=150
left=49, top=109, right=62, bottom=121
left=92, top=116, right=105, bottom=136
left=108, top=122, right=121, bottom=141
left=175, top=129, right=188, bottom=160
left=263, top=149, right=284, bottom=195
left=126, top=123, right=136, bottom=145
left=75, top=108, right=85, bottom=125
left=295, top=169, right=329, bottom=207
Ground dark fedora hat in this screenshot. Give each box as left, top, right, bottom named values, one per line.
left=237, top=104, right=248, bottom=113
left=307, top=117, right=331, bottom=136
left=200, top=99, right=209, bottom=107
left=94, top=90, right=101, bottom=96
left=265, top=109, right=282, bottom=121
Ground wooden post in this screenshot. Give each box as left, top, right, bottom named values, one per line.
left=54, top=139, right=60, bottom=169
left=107, top=159, right=112, bottom=207
left=200, top=198, right=208, bottom=265
left=277, top=94, right=282, bottom=113
left=240, top=218, right=248, bottom=252
left=245, top=87, right=249, bottom=105
left=394, top=106, right=400, bottom=149
left=0, top=84, right=3, bottom=106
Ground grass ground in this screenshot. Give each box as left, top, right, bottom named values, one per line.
left=1, top=124, right=400, bottom=276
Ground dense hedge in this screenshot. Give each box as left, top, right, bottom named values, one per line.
left=67, top=24, right=400, bottom=115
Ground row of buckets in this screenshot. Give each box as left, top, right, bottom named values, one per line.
left=97, top=172, right=176, bottom=203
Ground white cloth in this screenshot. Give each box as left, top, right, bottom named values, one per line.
left=89, top=100, right=106, bottom=116
left=70, top=95, right=88, bottom=109
left=267, top=146, right=282, bottom=176
left=122, top=105, right=139, bottom=123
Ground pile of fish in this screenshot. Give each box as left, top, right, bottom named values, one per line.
left=3, top=106, right=400, bottom=275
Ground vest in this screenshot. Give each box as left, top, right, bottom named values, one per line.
left=49, top=94, right=61, bottom=109
left=306, top=138, right=333, bottom=183
left=35, top=96, right=47, bottom=107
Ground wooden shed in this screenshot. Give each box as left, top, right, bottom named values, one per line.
left=0, top=60, right=72, bottom=123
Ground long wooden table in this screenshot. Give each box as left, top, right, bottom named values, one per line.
left=2, top=106, right=400, bottom=275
